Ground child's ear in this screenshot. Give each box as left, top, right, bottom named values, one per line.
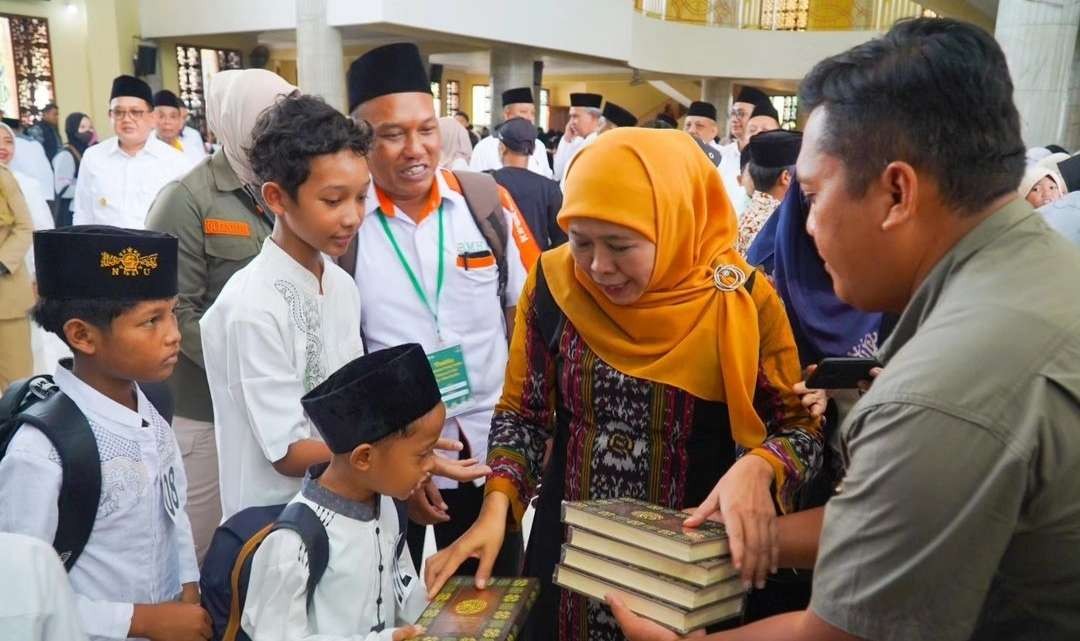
left=348, top=443, right=374, bottom=471
left=260, top=181, right=289, bottom=219
left=63, top=319, right=99, bottom=356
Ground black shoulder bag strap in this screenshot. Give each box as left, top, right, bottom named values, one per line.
left=453, top=170, right=509, bottom=310
left=15, top=393, right=101, bottom=571
left=271, top=502, right=330, bottom=611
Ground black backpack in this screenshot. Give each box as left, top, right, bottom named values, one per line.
left=200, top=468, right=409, bottom=641
left=0, top=368, right=174, bottom=570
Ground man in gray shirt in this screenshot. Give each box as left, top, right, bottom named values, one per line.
left=611, top=17, right=1080, bottom=641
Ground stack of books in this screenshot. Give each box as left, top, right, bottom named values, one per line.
left=553, top=497, right=743, bottom=634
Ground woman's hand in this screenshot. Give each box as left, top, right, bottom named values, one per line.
left=424, top=492, right=510, bottom=598
left=684, top=454, right=778, bottom=590
left=407, top=479, right=450, bottom=526
left=431, top=438, right=492, bottom=483
left=793, top=365, right=829, bottom=419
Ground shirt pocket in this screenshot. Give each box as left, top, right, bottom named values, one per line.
left=204, top=234, right=259, bottom=262
left=454, top=250, right=498, bottom=286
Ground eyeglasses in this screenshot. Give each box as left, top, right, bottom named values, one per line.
left=729, top=108, right=750, bottom=119
left=109, top=109, right=148, bottom=121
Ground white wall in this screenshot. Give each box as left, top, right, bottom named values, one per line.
left=139, top=0, right=294, bottom=37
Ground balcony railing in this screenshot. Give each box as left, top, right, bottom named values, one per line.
left=635, top=0, right=930, bottom=31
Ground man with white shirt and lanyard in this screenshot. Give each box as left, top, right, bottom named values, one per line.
left=344, top=42, right=539, bottom=576
left=469, top=87, right=553, bottom=178
left=73, top=76, right=189, bottom=229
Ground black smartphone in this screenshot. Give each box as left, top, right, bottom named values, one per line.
left=805, top=357, right=882, bottom=389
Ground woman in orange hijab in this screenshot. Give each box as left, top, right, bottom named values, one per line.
left=427, top=128, right=821, bottom=640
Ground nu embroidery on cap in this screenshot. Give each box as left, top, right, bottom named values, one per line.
left=100, top=248, right=159, bottom=277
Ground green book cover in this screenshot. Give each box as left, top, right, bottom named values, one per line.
left=415, top=577, right=540, bottom=641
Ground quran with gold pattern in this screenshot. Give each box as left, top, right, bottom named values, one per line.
left=414, top=577, right=540, bottom=641
left=561, top=497, right=729, bottom=562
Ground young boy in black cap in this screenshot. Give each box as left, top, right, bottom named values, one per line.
left=241, top=343, right=443, bottom=641
left=0, top=226, right=211, bottom=640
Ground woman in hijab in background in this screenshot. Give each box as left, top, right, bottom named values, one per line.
left=745, top=175, right=894, bottom=513
left=426, top=128, right=822, bottom=641
left=0, top=163, right=34, bottom=389
left=145, top=68, right=298, bottom=563
left=438, top=115, right=473, bottom=170
left=51, top=112, right=95, bottom=227
left=0, top=120, right=72, bottom=374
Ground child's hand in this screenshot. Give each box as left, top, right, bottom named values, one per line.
left=131, top=602, right=212, bottom=641
left=392, top=624, right=427, bottom=640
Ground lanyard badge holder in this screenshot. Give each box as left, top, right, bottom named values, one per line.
left=377, top=206, right=474, bottom=417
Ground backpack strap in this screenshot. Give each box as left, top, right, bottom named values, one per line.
left=453, top=170, right=509, bottom=310
left=222, top=521, right=276, bottom=641
left=271, top=503, right=330, bottom=611
left=14, top=390, right=100, bottom=571
left=532, top=258, right=565, bottom=356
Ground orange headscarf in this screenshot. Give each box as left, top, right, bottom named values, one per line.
left=544, top=128, right=765, bottom=447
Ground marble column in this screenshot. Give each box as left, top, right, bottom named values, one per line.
left=701, top=77, right=734, bottom=134
left=489, top=47, right=537, bottom=127
left=995, top=0, right=1080, bottom=147
left=296, top=0, right=346, bottom=113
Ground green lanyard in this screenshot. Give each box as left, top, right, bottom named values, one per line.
left=376, top=204, right=446, bottom=333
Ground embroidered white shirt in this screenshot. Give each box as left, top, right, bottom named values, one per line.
left=201, top=238, right=364, bottom=519
left=242, top=481, right=426, bottom=641
left=72, top=136, right=190, bottom=230
left=0, top=365, right=199, bottom=641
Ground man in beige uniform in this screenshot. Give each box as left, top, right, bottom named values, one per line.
left=612, top=17, right=1080, bottom=641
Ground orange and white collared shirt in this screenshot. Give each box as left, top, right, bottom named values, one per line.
left=353, top=169, right=538, bottom=488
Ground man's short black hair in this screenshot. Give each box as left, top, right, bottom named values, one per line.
left=454, top=110, right=470, bottom=123
left=799, top=18, right=1024, bottom=214
left=32, top=298, right=141, bottom=347
left=248, top=94, right=374, bottom=199
left=749, top=162, right=789, bottom=194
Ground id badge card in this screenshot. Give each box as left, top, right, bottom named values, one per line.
left=427, top=344, right=474, bottom=418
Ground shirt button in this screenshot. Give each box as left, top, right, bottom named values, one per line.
left=377, top=598, right=383, bottom=605
left=378, top=565, right=384, bottom=572
left=375, top=527, right=380, bottom=534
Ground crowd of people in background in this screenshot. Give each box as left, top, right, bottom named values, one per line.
left=0, top=15, right=1079, bottom=641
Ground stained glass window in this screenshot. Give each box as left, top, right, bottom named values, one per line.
left=446, top=80, right=460, bottom=116
left=176, top=44, right=242, bottom=140
left=771, top=95, right=799, bottom=129
left=0, top=13, right=55, bottom=123
left=760, top=0, right=809, bottom=31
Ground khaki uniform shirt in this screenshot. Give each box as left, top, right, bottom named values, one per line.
left=811, top=199, right=1080, bottom=641
left=145, top=151, right=273, bottom=421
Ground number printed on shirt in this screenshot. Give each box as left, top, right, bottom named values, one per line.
left=160, top=466, right=181, bottom=523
